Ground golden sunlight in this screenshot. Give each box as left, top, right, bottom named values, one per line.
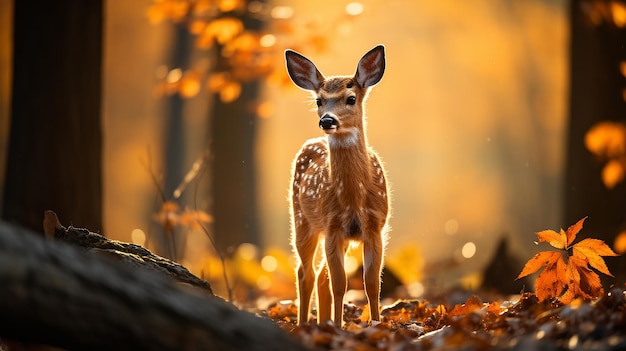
left=461, top=242, right=477, bottom=259
left=345, top=2, right=364, bottom=16
left=131, top=228, right=146, bottom=246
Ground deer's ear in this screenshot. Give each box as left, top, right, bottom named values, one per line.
left=285, top=50, right=325, bottom=91
left=355, top=45, right=385, bottom=88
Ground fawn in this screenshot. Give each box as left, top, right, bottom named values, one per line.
left=285, top=45, right=390, bottom=325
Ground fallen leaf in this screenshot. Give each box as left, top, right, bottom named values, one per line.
left=534, top=253, right=566, bottom=302
left=448, top=295, right=482, bottom=318
left=565, top=216, right=587, bottom=247
left=516, top=251, right=562, bottom=280
left=518, top=217, right=619, bottom=303
left=536, top=229, right=566, bottom=249
left=572, top=238, right=617, bottom=276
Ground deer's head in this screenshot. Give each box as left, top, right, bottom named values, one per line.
left=285, top=46, right=386, bottom=140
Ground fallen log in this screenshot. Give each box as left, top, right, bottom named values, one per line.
left=0, top=217, right=309, bottom=351
left=42, top=210, right=213, bottom=294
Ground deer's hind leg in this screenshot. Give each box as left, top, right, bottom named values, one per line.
left=316, top=259, right=331, bottom=323
left=362, top=227, right=384, bottom=322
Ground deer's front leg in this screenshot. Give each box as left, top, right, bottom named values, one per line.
left=324, top=233, right=347, bottom=325
left=295, top=226, right=319, bottom=324
left=363, top=232, right=384, bottom=321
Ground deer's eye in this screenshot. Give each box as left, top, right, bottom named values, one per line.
left=346, top=96, right=356, bottom=105
left=316, top=98, right=322, bottom=107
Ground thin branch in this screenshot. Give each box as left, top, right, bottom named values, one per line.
left=140, top=147, right=166, bottom=203
left=191, top=149, right=234, bottom=303
left=198, top=221, right=233, bottom=303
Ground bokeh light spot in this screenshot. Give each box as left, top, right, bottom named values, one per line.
left=345, top=2, right=364, bottom=16
left=131, top=228, right=146, bottom=246
left=237, top=243, right=258, bottom=260
left=260, top=34, right=276, bottom=47
left=166, top=68, right=182, bottom=83
left=261, top=255, right=278, bottom=272
left=271, top=6, right=293, bottom=19
left=461, top=242, right=476, bottom=259
left=407, top=282, right=424, bottom=298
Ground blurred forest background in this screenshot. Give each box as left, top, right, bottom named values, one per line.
left=1, top=0, right=625, bottom=302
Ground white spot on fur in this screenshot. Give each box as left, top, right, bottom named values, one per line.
left=294, top=210, right=303, bottom=227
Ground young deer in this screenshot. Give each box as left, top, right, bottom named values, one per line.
left=285, top=45, right=390, bottom=325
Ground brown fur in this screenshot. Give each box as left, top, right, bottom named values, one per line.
left=286, top=46, right=389, bottom=325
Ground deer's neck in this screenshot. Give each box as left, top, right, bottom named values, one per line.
left=327, top=131, right=370, bottom=206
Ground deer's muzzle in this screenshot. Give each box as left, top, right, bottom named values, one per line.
left=319, top=115, right=338, bottom=133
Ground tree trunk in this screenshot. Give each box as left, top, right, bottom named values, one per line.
left=211, top=82, right=260, bottom=253
left=210, top=8, right=265, bottom=252
left=565, top=0, right=626, bottom=281
left=0, top=220, right=308, bottom=351
left=2, top=0, right=103, bottom=232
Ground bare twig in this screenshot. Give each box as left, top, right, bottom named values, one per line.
left=191, top=150, right=234, bottom=302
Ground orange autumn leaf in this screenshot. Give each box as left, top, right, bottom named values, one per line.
left=516, top=251, right=562, bottom=280
left=531, top=251, right=566, bottom=302
left=448, top=295, right=483, bottom=318
left=560, top=255, right=603, bottom=303
left=485, top=301, right=502, bottom=317
left=536, top=229, right=566, bottom=249
left=565, top=216, right=587, bottom=247
left=572, top=238, right=616, bottom=276
left=517, top=217, right=618, bottom=304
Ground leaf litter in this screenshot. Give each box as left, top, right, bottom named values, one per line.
left=258, top=217, right=625, bottom=350
left=261, top=288, right=626, bottom=350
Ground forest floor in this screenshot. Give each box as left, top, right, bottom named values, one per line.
left=5, top=212, right=623, bottom=351
left=260, top=287, right=626, bottom=351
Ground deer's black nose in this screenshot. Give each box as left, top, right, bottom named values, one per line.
left=319, top=115, right=338, bottom=130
